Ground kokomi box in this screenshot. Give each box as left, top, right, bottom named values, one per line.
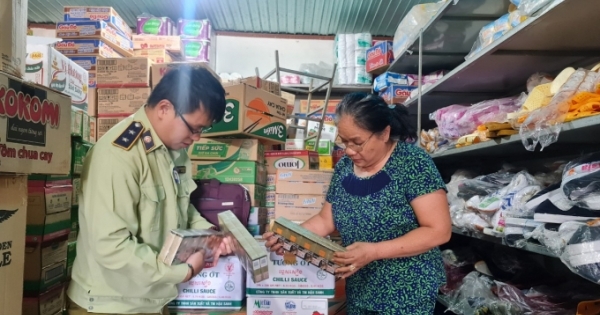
left=0, top=175, right=28, bottom=315
left=54, top=39, right=124, bottom=59
left=0, top=71, right=72, bottom=174
left=366, top=41, right=394, bottom=74
left=265, top=150, right=320, bottom=174
left=63, top=6, right=133, bottom=39
left=97, top=87, right=151, bottom=115
left=56, top=21, right=134, bottom=57
left=170, top=256, right=245, bottom=310
left=96, top=57, right=152, bottom=88
left=202, top=84, right=288, bottom=143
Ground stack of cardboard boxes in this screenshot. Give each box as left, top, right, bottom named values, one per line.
left=0, top=11, right=73, bottom=310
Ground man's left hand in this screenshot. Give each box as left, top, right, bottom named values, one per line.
left=332, top=242, right=378, bottom=279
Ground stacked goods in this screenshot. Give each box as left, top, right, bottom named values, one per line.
left=374, top=71, right=444, bottom=105
left=95, top=57, right=152, bottom=139
left=366, top=40, right=394, bottom=75
left=134, top=14, right=178, bottom=64
left=188, top=138, right=269, bottom=236
left=24, top=36, right=93, bottom=143
left=334, top=33, right=373, bottom=85
left=272, top=169, right=332, bottom=224
left=58, top=6, right=134, bottom=142
left=0, top=0, right=28, bottom=77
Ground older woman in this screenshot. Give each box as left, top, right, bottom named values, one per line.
left=264, top=92, right=451, bottom=314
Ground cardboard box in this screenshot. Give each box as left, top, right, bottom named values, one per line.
left=366, top=41, right=394, bottom=74
left=55, top=39, right=124, bottom=58
left=248, top=207, right=268, bottom=226
left=266, top=174, right=276, bottom=191
left=151, top=61, right=215, bottom=89
left=0, top=175, right=27, bottom=315
left=274, top=204, right=322, bottom=222
left=188, top=138, right=265, bottom=164
left=247, top=223, right=269, bottom=237
left=63, top=6, right=133, bottom=39
left=23, top=240, right=68, bottom=293
left=137, top=16, right=174, bottom=36
left=319, top=156, right=333, bottom=170
left=133, top=49, right=174, bottom=64
left=72, top=139, right=92, bottom=175
left=70, top=57, right=99, bottom=116
left=246, top=297, right=329, bottom=315
left=276, top=194, right=326, bottom=209
left=132, top=35, right=181, bottom=51
left=275, top=170, right=332, bottom=195
left=191, top=161, right=267, bottom=186
left=202, top=84, right=288, bottom=143
left=299, top=99, right=340, bottom=114
left=25, top=37, right=90, bottom=112
left=266, top=191, right=275, bottom=208
left=56, top=21, right=134, bottom=57
left=240, top=184, right=266, bottom=207
left=246, top=248, right=335, bottom=298
left=96, top=115, right=128, bottom=139
left=0, top=0, right=27, bottom=77
left=0, top=71, right=72, bottom=174
left=82, top=112, right=91, bottom=142
left=380, top=84, right=417, bottom=105
left=71, top=107, right=83, bottom=137
left=265, top=150, right=320, bottom=174
left=170, top=256, right=245, bottom=310
left=22, top=283, right=66, bottom=315
left=373, top=72, right=418, bottom=92
left=222, top=76, right=281, bottom=96
left=72, top=178, right=81, bottom=207
left=97, top=57, right=152, bottom=88
left=97, top=87, right=150, bottom=115
left=67, top=241, right=76, bottom=278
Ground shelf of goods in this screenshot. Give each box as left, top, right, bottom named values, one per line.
left=450, top=227, right=555, bottom=258
left=404, top=0, right=600, bottom=116
left=280, top=84, right=372, bottom=94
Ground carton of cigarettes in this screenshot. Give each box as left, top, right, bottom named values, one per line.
left=271, top=217, right=347, bottom=274
left=159, top=229, right=223, bottom=266
left=218, top=211, right=269, bottom=283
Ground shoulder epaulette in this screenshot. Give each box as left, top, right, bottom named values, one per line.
left=141, top=129, right=156, bottom=153
left=112, top=121, right=144, bottom=151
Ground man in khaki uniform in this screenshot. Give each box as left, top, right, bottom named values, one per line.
left=68, top=66, right=231, bottom=314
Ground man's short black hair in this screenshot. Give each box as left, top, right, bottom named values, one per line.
left=147, top=66, right=226, bottom=123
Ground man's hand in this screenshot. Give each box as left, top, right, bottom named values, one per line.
left=182, top=250, right=205, bottom=283
left=211, top=235, right=234, bottom=265
left=263, top=232, right=284, bottom=256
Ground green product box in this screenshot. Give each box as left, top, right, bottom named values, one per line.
left=305, top=139, right=333, bottom=156
left=188, top=138, right=265, bottom=164
left=191, top=161, right=267, bottom=185
left=72, top=177, right=81, bottom=206
left=72, top=140, right=92, bottom=175
left=67, top=241, right=77, bottom=278
left=71, top=107, right=83, bottom=137
left=82, top=112, right=91, bottom=142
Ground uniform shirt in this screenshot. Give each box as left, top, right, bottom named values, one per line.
left=67, top=107, right=213, bottom=314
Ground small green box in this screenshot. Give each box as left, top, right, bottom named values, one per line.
left=305, top=139, right=333, bottom=156
left=82, top=112, right=91, bottom=142
left=192, top=160, right=267, bottom=185
left=71, top=107, right=83, bottom=137
left=67, top=241, right=77, bottom=278
left=72, top=140, right=92, bottom=175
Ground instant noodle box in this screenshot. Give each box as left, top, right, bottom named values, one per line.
left=0, top=71, right=72, bottom=174
left=202, top=83, right=288, bottom=143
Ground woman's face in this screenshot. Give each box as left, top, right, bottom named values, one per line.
left=336, top=115, right=390, bottom=168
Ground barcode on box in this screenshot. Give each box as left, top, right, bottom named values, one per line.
left=99, top=89, right=119, bottom=95
left=98, top=60, right=117, bottom=65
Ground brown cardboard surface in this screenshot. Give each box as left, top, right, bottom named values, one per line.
left=265, top=150, right=320, bottom=173
left=97, top=87, right=150, bottom=115
left=134, top=49, right=174, bottom=64
left=96, top=57, right=152, bottom=88
left=0, top=0, right=27, bottom=77
left=22, top=282, right=66, bottom=315
left=132, top=35, right=181, bottom=51
left=96, top=115, right=128, bottom=139
left=275, top=194, right=326, bottom=208
left=151, top=62, right=214, bottom=89
left=222, top=76, right=281, bottom=96
left=0, top=175, right=27, bottom=315
left=275, top=169, right=332, bottom=194
left=188, top=138, right=264, bottom=164
left=0, top=71, right=72, bottom=174
left=202, top=84, right=287, bottom=143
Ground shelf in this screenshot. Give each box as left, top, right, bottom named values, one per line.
left=451, top=227, right=556, bottom=258
left=387, top=0, right=509, bottom=75
left=405, top=0, right=600, bottom=115
left=430, top=115, right=600, bottom=162
left=280, top=84, right=372, bottom=94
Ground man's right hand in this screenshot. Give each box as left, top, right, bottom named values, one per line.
left=182, top=250, right=205, bottom=283
left=262, top=232, right=284, bottom=256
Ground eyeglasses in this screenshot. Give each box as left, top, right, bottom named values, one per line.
left=177, top=112, right=205, bottom=135
left=336, top=133, right=374, bottom=153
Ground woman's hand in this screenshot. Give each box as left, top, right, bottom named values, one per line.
left=211, top=235, right=234, bottom=265
left=262, top=232, right=284, bottom=255
left=332, top=242, right=379, bottom=279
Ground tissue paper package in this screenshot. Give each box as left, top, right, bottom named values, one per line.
left=181, top=39, right=210, bottom=62
left=178, top=19, right=212, bottom=40
left=137, top=16, right=173, bottom=35
left=335, top=33, right=373, bottom=85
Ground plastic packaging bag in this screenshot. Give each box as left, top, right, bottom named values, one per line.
left=561, top=152, right=600, bottom=210
left=560, top=221, right=600, bottom=284
left=517, top=0, right=561, bottom=16
left=519, top=69, right=600, bottom=151
left=392, top=1, right=447, bottom=58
